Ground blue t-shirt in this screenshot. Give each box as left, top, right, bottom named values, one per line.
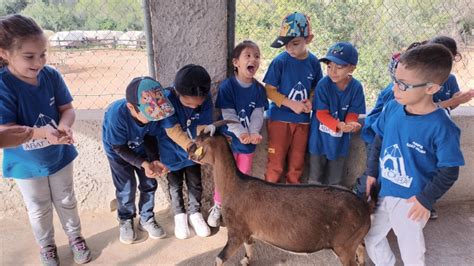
left=263, top=51, right=323, bottom=123
left=434, top=74, right=460, bottom=103
left=216, top=77, right=268, bottom=154
left=0, top=66, right=78, bottom=179
left=360, top=83, right=394, bottom=144
left=361, top=74, right=460, bottom=144
left=373, top=100, right=464, bottom=199
left=157, top=89, right=213, bottom=171
left=102, top=99, right=162, bottom=160
left=308, top=76, right=366, bottom=159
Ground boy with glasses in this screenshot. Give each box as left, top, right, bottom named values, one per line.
left=364, top=44, right=465, bottom=265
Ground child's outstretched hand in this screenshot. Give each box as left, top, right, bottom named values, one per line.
left=151, top=160, right=169, bottom=177
left=337, top=122, right=354, bottom=133
left=43, top=124, right=69, bottom=145
left=249, top=133, right=263, bottom=144
left=57, top=124, right=75, bottom=144
left=239, top=133, right=251, bottom=144
left=0, top=126, right=33, bottom=148
left=142, top=160, right=169, bottom=178
left=407, top=196, right=430, bottom=222
left=452, top=91, right=473, bottom=105
left=346, top=121, right=362, bottom=132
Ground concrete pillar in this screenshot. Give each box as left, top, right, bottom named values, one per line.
left=148, top=1, right=232, bottom=211
left=149, top=0, right=229, bottom=86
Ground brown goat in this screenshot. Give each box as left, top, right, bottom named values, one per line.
left=188, top=132, right=371, bottom=266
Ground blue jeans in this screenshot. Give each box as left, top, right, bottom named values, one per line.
left=107, top=157, right=157, bottom=223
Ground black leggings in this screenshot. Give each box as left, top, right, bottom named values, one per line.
left=167, top=164, right=202, bottom=215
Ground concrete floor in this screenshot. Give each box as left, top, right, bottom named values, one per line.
left=1, top=201, right=473, bottom=266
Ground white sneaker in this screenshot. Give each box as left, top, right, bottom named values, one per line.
left=174, top=213, right=190, bottom=239
left=189, top=212, right=211, bottom=237
left=207, top=204, right=222, bottom=227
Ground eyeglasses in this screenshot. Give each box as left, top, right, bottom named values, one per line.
left=391, top=74, right=435, bottom=91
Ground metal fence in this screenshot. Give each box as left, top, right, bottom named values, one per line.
left=2, top=0, right=473, bottom=109
left=236, top=0, right=474, bottom=107
left=1, top=0, right=148, bottom=109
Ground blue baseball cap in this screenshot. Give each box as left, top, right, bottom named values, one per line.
left=271, top=12, right=312, bottom=48
left=320, top=42, right=358, bottom=66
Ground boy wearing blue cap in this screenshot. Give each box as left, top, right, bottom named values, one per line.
left=264, top=12, right=323, bottom=184
left=102, top=77, right=173, bottom=244
left=308, top=42, right=366, bottom=185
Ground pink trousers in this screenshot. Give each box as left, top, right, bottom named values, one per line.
left=213, top=152, right=254, bottom=205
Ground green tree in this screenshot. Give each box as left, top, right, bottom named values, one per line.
left=74, top=0, right=143, bottom=31
left=236, top=0, right=460, bottom=106
left=22, top=1, right=82, bottom=31
left=0, top=0, right=28, bottom=16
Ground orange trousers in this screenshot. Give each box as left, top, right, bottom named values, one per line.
left=264, top=120, right=309, bottom=184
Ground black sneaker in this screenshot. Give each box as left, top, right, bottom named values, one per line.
left=40, top=245, right=59, bottom=266
left=119, top=218, right=136, bottom=244
left=69, top=237, right=92, bottom=264
left=430, top=209, right=438, bottom=220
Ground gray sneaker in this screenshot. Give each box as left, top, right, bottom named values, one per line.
left=207, top=204, right=222, bottom=227
left=138, top=217, right=166, bottom=239
left=69, top=237, right=92, bottom=264
left=119, top=219, right=136, bottom=244
left=40, top=245, right=59, bottom=266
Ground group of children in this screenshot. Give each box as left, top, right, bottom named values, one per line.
left=0, top=11, right=472, bottom=266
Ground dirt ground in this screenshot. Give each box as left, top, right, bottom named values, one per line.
left=48, top=48, right=474, bottom=110
left=48, top=49, right=148, bottom=110
left=1, top=201, right=473, bottom=265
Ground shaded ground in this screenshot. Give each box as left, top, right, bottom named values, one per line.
left=1, top=201, right=473, bottom=265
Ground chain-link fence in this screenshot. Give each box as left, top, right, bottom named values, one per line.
left=2, top=0, right=473, bottom=109
left=236, top=0, right=474, bottom=107
left=1, top=0, right=148, bottom=109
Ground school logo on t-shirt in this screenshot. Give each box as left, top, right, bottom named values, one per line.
left=238, top=109, right=250, bottom=129
left=288, top=81, right=308, bottom=102
left=128, top=137, right=143, bottom=150
left=380, top=144, right=413, bottom=188
left=22, top=113, right=54, bottom=151
left=185, top=113, right=200, bottom=140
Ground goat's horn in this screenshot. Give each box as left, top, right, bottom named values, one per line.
left=212, top=120, right=240, bottom=128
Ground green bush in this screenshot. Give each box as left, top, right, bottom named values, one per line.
left=235, top=0, right=459, bottom=106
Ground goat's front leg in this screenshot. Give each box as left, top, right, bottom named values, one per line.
left=240, top=237, right=255, bottom=266
left=216, top=230, right=246, bottom=266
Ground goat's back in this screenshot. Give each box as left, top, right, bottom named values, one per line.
left=222, top=178, right=370, bottom=253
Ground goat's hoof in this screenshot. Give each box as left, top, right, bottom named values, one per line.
left=240, top=256, right=250, bottom=266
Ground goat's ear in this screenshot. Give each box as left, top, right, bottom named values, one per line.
left=197, top=131, right=211, bottom=138
left=187, top=142, right=197, bottom=155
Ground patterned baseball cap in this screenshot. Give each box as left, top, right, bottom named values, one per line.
left=319, top=42, right=359, bottom=66
left=271, top=12, right=312, bottom=48
left=126, top=77, right=175, bottom=121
